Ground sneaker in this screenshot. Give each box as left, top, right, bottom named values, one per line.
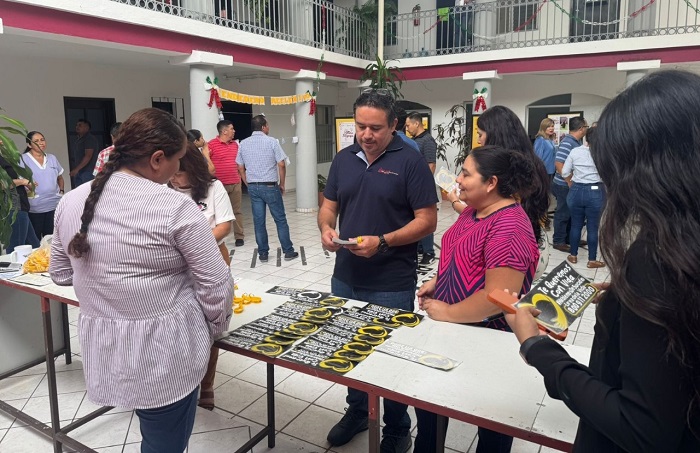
left=419, top=253, right=435, bottom=266
left=284, top=251, right=299, bottom=261
left=327, top=410, right=368, bottom=446
left=235, top=239, right=244, bottom=247
left=380, top=434, right=412, bottom=453
left=259, top=253, right=268, bottom=262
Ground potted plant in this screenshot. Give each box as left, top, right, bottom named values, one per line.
left=318, top=173, right=327, bottom=207
left=434, top=103, right=472, bottom=199
left=0, top=111, right=32, bottom=248
left=360, top=57, right=406, bottom=100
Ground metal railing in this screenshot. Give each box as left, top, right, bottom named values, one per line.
left=384, top=0, right=700, bottom=59
left=109, top=0, right=700, bottom=61
left=110, top=0, right=373, bottom=59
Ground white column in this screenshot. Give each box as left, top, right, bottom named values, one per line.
left=463, top=70, right=501, bottom=116
left=472, top=0, right=496, bottom=49
left=189, top=65, right=221, bottom=135
left=294, top=77, right=319, bottom=213
left=171, top=51, right=233, bottom=134
left=617, top=60, right=660, bottom=89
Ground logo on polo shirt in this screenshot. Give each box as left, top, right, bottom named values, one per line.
left=377, top=168, right=399, bottom=176
left=196, top=201, right=207, bottom=211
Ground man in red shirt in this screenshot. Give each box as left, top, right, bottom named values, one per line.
left=208, top=120, right=244, bottom=246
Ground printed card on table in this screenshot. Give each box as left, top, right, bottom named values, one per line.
left=375, top=342, right=461, bottom=371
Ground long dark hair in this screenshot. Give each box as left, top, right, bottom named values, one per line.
left=24, top=131, right=43, bottom=153
left=477, top=106, right=551, bottom=244
left=68, top=108, right=186, bottom=257
left=593, top=69, right=700, bottom=430
left=168, top=142, right=214, bottom=203
left=470, top=145, right=536, bottom=201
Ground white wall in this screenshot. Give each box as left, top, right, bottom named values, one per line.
left=0, top=55, right=190, bottom=190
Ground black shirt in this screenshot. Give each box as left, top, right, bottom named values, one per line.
left=526, top=240, right=699, bottom=452
left=324, top=134, right=437, bottom=291
left=0, top=154, right=29, bottom=212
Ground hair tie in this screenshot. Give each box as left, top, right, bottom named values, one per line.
left=80, top=224, right=88, bottom=234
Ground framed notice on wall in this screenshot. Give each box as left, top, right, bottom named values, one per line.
left=335, top=117, right=355, bottom=152
left=547, top=112, right=584, bottom=145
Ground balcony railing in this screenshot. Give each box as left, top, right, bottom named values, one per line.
left=111, top=0, right=699, bottom=61
left=386, top=0, right=700, bottom=59
left=110, top=0, right=373, bottom=59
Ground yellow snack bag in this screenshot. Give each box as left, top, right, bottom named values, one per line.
left=22, top=247, right=50, bottom=274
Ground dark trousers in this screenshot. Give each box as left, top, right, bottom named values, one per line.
left=28, top=211, right=55, bottom=238
left=568, top=183, right=605, bottom=261
left=135, top=386, right=199, bottom=453
left=414, top=408, right=513, bottom=453
left=331, top=277, right=413, bottom=438
left=551, top=183, right=571, bottom=245
left=8, top=210, right=40, bottom=253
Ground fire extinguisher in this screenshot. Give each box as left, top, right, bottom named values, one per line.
left=413, top=4, right=421, bottom=26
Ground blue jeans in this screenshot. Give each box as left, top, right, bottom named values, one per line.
left=567, top=183, right=605, bottom=261
left=331, top=277, right=414, bottom=438
left=248, top=184, right=294, bottom=255
left=551, top=183, right=571, bottom=245
left=135, top=386, right=198, bottom=453
left=418, top=233, right=435, bottom=255
left=8, top=210, right=40, bottom=253
left=75, top=170, right=94, bottom=187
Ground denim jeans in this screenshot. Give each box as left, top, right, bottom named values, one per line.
left=8, top=210, right=40, bottom=253
left=75, top=170, right=94, bottom=187
left=418, top=233, right=435, bottom=255
left=248, top=184, right=294, bottom=255
left=551, top=183, right=571, bottom=245
left=135, top=386, right=198, bottom=453
left=331, top=277, right=414, bottom=438
left=567, top=183, right=605, bottom=261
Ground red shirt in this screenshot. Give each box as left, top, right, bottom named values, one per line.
left=208, top=137, right=240, bottom=184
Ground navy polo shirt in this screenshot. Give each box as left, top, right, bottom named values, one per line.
left=324, top=134, right=438, bottom=291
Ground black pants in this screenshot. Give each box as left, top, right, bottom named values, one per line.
left=414, top=408, right=514, bottom=453
left=28, top=211, right=55, bottom=238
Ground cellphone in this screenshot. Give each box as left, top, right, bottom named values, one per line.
left=0, top=262, right=21, bottom=269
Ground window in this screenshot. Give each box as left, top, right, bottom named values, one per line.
left=497, top=0, right=537, bottom=34
left=316, top=105, right=335, bottom=164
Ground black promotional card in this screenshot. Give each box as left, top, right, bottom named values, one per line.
left=274, top=300, right=346, bottom=324
left=266, top=286, right=349, bottom=306
left=375, top=341, right=461, bottom=371
left=344, top=305, right=423, bottom=328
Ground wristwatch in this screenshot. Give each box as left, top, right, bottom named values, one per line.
left=377, top=234, right=389, bottom=253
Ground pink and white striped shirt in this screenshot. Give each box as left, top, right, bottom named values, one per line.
left=50, top=172, right=233, bottom=409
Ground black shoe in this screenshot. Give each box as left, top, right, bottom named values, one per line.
left=327, top=410, right=368, bottom=446
left=235, top=239, right=244, bottom=247
left=552, top=243, right=571, bottom=253
left=284, top=251, right=299, bottom=261
left=380, top=434, right=412, bottom=453
left=579, top=240, right=588, bottom=247
left=419, top=253, right=435, bottom=266
left=259, top=253, right=268, bottom=262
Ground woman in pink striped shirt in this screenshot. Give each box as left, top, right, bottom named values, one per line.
left=51, top=108, right=233, bottom=453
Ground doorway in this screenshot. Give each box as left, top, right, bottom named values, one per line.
left=63, top=97, right=117, bottom=188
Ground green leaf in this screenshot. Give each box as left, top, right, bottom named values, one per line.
left=0, top=114, right=27, bottom=131
left=0, top=126, right=25, bottom=135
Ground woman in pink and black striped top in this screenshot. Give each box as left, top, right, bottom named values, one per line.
left=50, top=108, right=233, bottom=453
left=415, top=145, right=540, bottom=453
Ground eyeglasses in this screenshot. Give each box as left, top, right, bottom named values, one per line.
left=360, top=88, right=392, bottom=98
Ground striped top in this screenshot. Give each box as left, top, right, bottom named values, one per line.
left=50, top=172, right=233, bottom=409
left=434, top=204, right=539, bottom=306
left=208, top=137, right=241, bottom=184
left=236, top=132, right=287, bottom=183
left=553, top=134, right=581, bottom=186
left=562, top=145, right=601, bottom=184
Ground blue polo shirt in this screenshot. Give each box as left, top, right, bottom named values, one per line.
left=324, top=134, right=438, bottom=291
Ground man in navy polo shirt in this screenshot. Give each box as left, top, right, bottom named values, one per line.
left=318, top=90, right=437, bottom=453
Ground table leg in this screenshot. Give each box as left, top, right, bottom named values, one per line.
left=60, top=302, right=72, bottom=365
left=368, top=392, right=380, bottom=453
left=266, top=363, right=276, bottom=448
left=42, top=296, right=62, bottom=453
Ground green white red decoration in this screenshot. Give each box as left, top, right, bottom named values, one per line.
left=473, top=87, right=488, bottom=113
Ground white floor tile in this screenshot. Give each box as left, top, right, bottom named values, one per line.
left=282, top=404, right=340, bottom=449
left=444, top=419, right=478, bottom=452
left=314, top=383, right=349, bottom=414
left=238, top=392, right=310, bottom=430
left=11, top=391, right=84, bottom=427
left=236, top=361, right=294, bottom=388
left=0, top=375, right=43, bottom=401
left=32, top=370, right=86, bottom=397
left=214, top=378, right=267, bottom=415
left=274, top=372, right=334, bottom=403
left=70, top=411, right=133, bottom=449
left=251, top=432, right=326, bottom=452
left=215, top=351, right=258, bottom=378
left=0, top=426, right=56, bottom=453
left=186, top=426, right=252, bottom=453
left=191, top=406, right=247, bottom=434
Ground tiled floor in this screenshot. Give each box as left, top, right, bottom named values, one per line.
left=0, top=193, right=608, bottom=453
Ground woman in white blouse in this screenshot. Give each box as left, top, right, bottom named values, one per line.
left=169, top=143, right=234, bottom=410
left=50, top=108, right=233, bottom=453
